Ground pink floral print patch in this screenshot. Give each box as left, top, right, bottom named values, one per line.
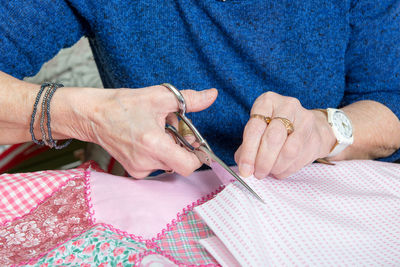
left=31, top=225, right=149, bottom=266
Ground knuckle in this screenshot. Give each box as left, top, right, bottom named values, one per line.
left=140, top=131, right=158, bottom=148
left=256, top=91, right=275, bottom=104
left=283, top=142, right=301, bottom=159
left=182, top=89, right=195, bottom=106
left=264, top=91, right=276, bottom=98
left=303, top=111, right=315, bottom=125
left=245, top=119, right=267, bottom=136
left=286, top=97, right=301, bottom=106
left=247, top=122, right=266, bottom=136
left=264, top=126, right=286, bottom=146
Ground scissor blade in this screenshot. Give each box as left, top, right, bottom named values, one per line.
left=198, top=146, right=265, bottom=204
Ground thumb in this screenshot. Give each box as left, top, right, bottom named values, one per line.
left=181, top=88, right=218, bottom=113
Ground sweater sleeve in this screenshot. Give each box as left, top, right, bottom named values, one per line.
left=343, top=0, right=400, bottom=162
left=0, top=0, right=87, bottom=79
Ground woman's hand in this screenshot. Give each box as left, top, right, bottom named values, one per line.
left=0, top=72, right=218, bottom=178
left=76, top=85, right=217, bottom=178
left=235, top=91, right=336, bottom=179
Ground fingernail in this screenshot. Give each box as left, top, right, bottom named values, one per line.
left=254, top=172, right=266, bottom=179
left=239, top=164, right=253, bottom=177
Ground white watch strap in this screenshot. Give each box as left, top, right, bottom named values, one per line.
left=327, top=142, right=347, bottom=158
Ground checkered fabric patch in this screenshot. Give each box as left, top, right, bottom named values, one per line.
left=156, top=210, right=218, bottom=265
left=0, top=168, right=84, bottom=225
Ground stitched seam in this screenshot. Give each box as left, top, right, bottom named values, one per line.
left=83, top=167, right=96, bottom=224
left=99, top=184, right=226, bottom=266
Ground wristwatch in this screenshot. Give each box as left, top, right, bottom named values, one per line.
left=316, top=108, right=354, bottom=158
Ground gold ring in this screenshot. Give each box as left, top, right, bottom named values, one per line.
left=166, top=169, right=175, bottom=174
left=272, top=117, right=294, bottom=135
left=250, top=114, right=272, bottom=124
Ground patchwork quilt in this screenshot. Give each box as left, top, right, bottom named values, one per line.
left=1, top=160, right=399, bottom=266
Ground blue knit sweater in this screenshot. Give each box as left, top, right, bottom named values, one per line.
left=1, top=0, right=399, bottom=164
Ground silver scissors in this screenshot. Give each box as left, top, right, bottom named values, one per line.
left=162, top=83, right=264, bottom=204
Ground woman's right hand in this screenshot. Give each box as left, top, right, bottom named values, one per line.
left=73, top=85, right=218, bottom=178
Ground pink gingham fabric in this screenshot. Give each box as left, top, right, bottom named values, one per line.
left=0, top=169, right=84, bottom=225
left=155, top=210, right=217, bottom=265
left=196, top=160, right=400, bottom=266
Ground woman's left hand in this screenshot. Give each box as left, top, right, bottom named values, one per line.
left=235, top=91, right=336, bottom=179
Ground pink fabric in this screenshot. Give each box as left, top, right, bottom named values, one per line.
left=0, top=169, right=84, bottom=225
left=155, top=208, right=218, bottom=265
left=0, top=176, right=92, bottom=266
left=89, top=168, right=224, bottom=239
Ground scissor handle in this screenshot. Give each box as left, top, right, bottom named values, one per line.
left=165, top=124, right=212, bottom=166
left=162, top=83, right=186, bottom=116
left=165, top=124, right=195, bottom=151
left=161, top=83, right=212, bottom=151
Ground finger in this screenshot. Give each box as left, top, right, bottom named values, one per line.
left=164, top=119, right=196, bottom=149
left=118, top=158, right=152, bottom=179
left=129, top=170, right=152, bottom=179
left=119, top=153, right=170, bottom=176
left=158, top=85, right=218, bottom=113
left=271, top=112, right=314, bottom=176
left=178, top=119, right=197, bottom=145
left=234, top=145, right=242, bottom=164
left=181, top=89, right=218, bottom=113
left=166, top=113, right=179, bottom=129
left=237, top=99, right=273, bottom=177
left=253, top=117, right=289, bottom=179
left=269, top=132, right=305, bottom=176
left=154, top=133, right=202, bottom=176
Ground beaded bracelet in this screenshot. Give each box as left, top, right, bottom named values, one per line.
left=30, top=82, right=72, bottom=149
left=30, top=83, right=51, bottom=145
left=46, top=83, right=72, bottom=149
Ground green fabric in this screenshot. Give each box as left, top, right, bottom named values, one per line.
left=32, top=225, right=150, bottom=266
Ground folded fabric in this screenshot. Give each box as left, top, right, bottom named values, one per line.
left=195, top=160, right=400, bottom=266
left=199, top=236, right=240, bottom=267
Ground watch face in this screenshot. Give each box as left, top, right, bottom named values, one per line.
left=332, top=111, right=353, bottom=138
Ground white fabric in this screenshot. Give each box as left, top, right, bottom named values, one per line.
left=195, top=160, right=400, bottom=266
left=199, top=236, right=241, bottom=267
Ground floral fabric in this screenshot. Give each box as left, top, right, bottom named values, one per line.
left=1, top=165, right=222, bottom=266
left=27, top=211, right=219, bottom=266
left=31, top=225, right=150, bottom=267
left=0, top=176, right=92, bottom=266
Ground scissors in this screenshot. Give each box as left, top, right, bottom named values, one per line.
left=162, top=83, right=265, bottom=204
